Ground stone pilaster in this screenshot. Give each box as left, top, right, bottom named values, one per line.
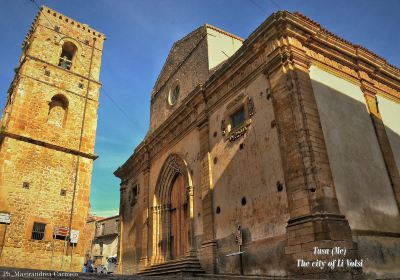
left=139, top=153, right=151, bottom=269
left=197, top=113, right=217, bottom=273
left=266, top=45, right=359, bottom=277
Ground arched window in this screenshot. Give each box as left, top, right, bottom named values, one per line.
left=58, top=42, right=77, bottom=70
left=48, top=95, right=68, bottom=127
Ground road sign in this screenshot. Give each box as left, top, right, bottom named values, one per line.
left=70, top=229, right=80, bottom=243
left=54, top=226, right=69, bottom=236
left=0, top=213, right=11, bottom=224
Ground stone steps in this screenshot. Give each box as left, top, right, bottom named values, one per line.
left=196, top=274, right=294, bottom=280
left=138, top=256, right=204, bottom=276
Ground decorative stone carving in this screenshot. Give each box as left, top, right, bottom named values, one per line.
left=228, top=121, right=250, bottom=142
left=186, top=185, right=194, bottom=201
left=168, top=155, right=181, bottom=174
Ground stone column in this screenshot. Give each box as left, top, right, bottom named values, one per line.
left=186, top=184, right=196, bottom=256
left=197, top=113, right=217, bottom=273
left=265, top=44, right=359, bottom=277
left=162, top=204, right=171, bottom=261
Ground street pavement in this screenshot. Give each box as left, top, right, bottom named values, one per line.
left=0, top=267, right=295, bottom=280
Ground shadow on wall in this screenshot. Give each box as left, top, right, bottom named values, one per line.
left=310, top=78, right=400, bottom=277
left=310, top=79, right=400, bottom=232
left=199, top=77, right=400, bottom=276
left=118, top=68, right=400, bottom=278
left=202, top=84, right=290, bottom=276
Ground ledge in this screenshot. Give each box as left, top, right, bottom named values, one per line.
left=1, top=131, right=98, bottom=160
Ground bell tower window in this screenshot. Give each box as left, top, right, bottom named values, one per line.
left=48, top=94, right=68, bottom=127
left=58, top=42, right=77, bottom=70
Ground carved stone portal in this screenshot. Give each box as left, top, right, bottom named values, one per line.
left=151, top=154, right=194, bottom=264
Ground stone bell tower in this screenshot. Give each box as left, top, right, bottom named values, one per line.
left=0, top=6, right=105, bottom=271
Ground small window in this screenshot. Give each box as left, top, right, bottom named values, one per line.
left=31, top=222, right=46, bottom=240
left=58, top=42, right=77, bottom=70
left=129, top=185, right=139, bottom=206
left=231, top=107, right=245, bottom=129
left=168, top=83, right=180, bottom=106
left=99, top=241, right=104, bottom=255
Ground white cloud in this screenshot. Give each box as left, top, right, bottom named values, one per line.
left=92, top=209, right=119, bottom=218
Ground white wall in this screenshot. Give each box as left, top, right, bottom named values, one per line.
left=310, top=65, right=400, bottom=232
left=206, top=27, right=242, bottom=70
left=377, top=95, right=400, bottom=175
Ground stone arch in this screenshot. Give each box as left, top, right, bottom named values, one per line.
left=47, top=94, right=68, bottom=127
left=58, top=37, right=81, bottom=70
left=151, top=153, right=194, bottom=263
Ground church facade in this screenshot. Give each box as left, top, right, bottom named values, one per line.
left=115, top=11, right=400, bottom=278
left=0, top=6, right=105, bottom=271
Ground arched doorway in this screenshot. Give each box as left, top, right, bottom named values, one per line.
left=151, top=154, right=194, bottom=264
left=170, top=174, right=189, bottom=259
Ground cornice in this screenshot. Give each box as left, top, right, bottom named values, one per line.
left=284, top=12, right=400, bottom=94
left=292, top=12, right=399, bottom=76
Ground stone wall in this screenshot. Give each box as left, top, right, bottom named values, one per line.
left=115, top=10, right=400, bottom=278
left=0, top=5, right=104, bottom=272
left=149, top=27, right=209, bottom=133
left=208, top=73, right=289, bottom=275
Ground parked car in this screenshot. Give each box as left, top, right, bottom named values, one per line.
left=106, top=256, right=118, bottom=274
left=94, top=256, right=117, bottom=274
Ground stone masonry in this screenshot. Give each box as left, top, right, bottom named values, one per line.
left=115, top=10, right=400, bottom=279
left=0, top=6, right=105, bottom=271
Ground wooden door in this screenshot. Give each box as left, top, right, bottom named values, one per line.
left=170, top=174, right=189, bottom=259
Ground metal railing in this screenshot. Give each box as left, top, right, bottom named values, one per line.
left=31, top=222, right=46, bottom=240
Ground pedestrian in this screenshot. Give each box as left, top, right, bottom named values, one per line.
left=87, top=257, right=93, bottom=273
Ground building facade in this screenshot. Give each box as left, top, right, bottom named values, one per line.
left=91, top=215, right=119, bottom=270
left=115, top=11, right=400, bottom=278
left=0, top=6, right=105, bottom=271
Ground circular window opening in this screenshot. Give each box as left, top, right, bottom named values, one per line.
left=216, top=206, right=221, bottom=214
left=241, top=197, right=247, bottom=206
left=168, top=83, right=180, bottom=106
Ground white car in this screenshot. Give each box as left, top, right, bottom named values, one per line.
left=106, top=256, right=118, bottom=274
left=95, top=256, right=117, bottom=274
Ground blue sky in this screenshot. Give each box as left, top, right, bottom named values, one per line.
left=1, top=0, right=399, bottom=217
